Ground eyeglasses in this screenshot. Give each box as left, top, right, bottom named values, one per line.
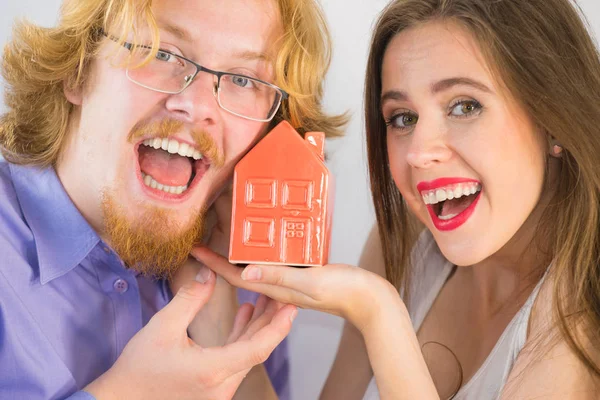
left=107, top=35, right=288, bottom=122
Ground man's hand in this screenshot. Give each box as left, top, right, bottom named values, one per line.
left=170, top=184, right=238, bottom=347
left=84, top=271, right=297, bottom=400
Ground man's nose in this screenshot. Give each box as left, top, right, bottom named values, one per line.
left=164, top=72, right=220, bottom=126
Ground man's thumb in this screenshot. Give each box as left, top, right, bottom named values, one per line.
left=163, top=266, right=216, bottom=330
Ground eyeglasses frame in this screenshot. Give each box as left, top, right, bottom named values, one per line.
left=104, top=33, right=289, bottom=122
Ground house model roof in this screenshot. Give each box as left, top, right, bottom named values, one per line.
left=235, top=121, right=327, bottom=172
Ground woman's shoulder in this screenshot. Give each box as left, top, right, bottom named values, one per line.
left=501, top=272, right=600, bottom=399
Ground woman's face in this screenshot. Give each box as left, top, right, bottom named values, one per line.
left=381, top=21, right=547, bottom=266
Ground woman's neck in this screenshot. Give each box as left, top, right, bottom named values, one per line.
left=459, top=195, right=553, bottom=314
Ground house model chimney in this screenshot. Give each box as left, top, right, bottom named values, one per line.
left=305, top=132, right=325, bottom=161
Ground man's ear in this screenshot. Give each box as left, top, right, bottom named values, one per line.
left=63, top=81, right=83, bottom=106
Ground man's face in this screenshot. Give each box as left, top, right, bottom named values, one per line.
left=57, top=0, right=282, bottom=276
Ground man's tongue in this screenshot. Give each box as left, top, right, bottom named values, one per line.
left=138, top=146, right=192, bottom=187
left=439, top=193, right=477, bottom=218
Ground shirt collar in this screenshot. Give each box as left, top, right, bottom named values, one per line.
left=10, top=163, right=100, bottom=284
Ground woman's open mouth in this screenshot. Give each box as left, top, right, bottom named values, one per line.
left=135, top=137, right=211, bottom=201
left=419, top=179, right=482, bottom=231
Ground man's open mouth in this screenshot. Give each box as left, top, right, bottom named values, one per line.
left=136, top=137, right=210, bottom=197
left=422, top=182, right=482, bottom=221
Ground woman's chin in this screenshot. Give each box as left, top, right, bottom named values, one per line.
left=434, top=237, right=490, bottom=267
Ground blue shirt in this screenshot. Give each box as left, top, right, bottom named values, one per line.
left=0, top=161, right=289, bottom=400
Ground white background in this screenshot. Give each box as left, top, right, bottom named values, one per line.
left=1, top=1, right=599, bottom=399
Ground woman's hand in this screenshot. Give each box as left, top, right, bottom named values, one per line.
left=191, top=247, right=402, bottom=333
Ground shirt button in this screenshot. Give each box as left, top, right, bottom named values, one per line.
left=113, top=278, right=129, bottom=294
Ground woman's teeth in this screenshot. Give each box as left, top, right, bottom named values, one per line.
left=142, top=138, right=203, bottom=160
left=421, top=182, right=482, bottom=205
left=142, top=172, right=188, bottom=195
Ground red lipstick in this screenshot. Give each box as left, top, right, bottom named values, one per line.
left=417, top=178, right=482, bottom=232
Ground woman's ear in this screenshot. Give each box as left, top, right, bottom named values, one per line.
left=63, top=81, right=83, bottom=106
left=548, top=136, right=563, bottom=158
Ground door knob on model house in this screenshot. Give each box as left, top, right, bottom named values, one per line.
left=228, top=121, right=334, bottom=267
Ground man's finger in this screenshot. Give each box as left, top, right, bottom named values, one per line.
left=227, top=303, right=254, bottom=344
left=249, top=294, right=268, bottom=323
left=239, top=298, right=280, bottom=340
left=202, top=304, right=297, bottom=380
left=152, top=271, right=216, bottom=333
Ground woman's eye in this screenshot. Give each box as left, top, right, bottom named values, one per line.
left=449, top=100, right=482, bottom=117
left=386, top=112, right=418, bottom=130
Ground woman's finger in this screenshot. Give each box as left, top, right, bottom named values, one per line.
left=192, top=247, right=324, bottom=297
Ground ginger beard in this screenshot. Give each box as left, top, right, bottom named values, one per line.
left=102, top=196, right=205, bottom=278
left=101, top=118, right=224, bottom=278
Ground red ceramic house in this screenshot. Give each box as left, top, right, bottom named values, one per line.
left=228, top=121, right=334, bottom=267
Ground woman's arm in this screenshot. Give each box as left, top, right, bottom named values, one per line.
left=360, top=288, right=439, bottom=400
left=194, top=224, right=439, bottom=400
left=320, top=226, right=386, bottom=400
left=321, top=281, right=438, bottom=400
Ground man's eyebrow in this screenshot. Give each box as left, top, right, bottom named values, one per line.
left=431, top=77, right=493, bottom=94
left=158, top=21, right=193, bottom=42
left=381, top=77, right=493, bottom=104
left=232, top=50, right=271, bottom=62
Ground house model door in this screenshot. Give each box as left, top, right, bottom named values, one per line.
left=281, top=218, right=311, bottom=265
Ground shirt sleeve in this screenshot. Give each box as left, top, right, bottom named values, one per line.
left=65, top=392, right=96, bottom=400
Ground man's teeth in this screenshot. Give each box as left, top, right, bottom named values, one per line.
left=142, top=172, right=188, bottom=195
left=422, top=183, right=482, bottom=205
left=142, top=138, right=203, bottom=160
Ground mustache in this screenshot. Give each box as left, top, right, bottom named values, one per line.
left=128, top=118, right=225, bottom=167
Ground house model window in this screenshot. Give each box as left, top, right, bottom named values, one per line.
left=229, top=121, right=335, bottom=267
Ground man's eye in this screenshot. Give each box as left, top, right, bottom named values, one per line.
left=232, top=76, right=255, bottom=89
left=155, top=51, right=172, bottom=62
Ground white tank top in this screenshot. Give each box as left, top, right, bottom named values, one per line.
left=362, top=230, right=546, bottom=400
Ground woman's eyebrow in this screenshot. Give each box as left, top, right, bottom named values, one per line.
left=431, top=77, right=493, bottom=95
left=382, top=76, right=494, bottom=104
